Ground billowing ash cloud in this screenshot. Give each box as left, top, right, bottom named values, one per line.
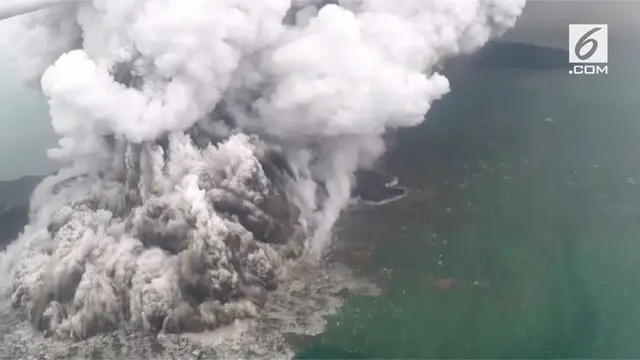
left=0, top=0, right=525, bottom=341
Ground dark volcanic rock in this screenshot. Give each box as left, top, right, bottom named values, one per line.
left=352, top=170, right=406, bottom=204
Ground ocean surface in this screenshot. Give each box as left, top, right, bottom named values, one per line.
left=298, top=58, right=640, bottom=358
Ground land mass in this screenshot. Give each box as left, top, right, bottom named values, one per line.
left=0, top=175, right=42, bottom=250
left=353, top=170, right=406, bottom=204
left=445, top=40, right=570, bottom=71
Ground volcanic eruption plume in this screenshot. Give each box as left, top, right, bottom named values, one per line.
left=0, top=0, right=525, bottom=345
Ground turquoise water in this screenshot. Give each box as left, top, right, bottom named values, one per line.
left=298, top=63, right=640, bottom=358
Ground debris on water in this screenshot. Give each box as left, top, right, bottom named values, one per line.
left=627, top=178, right=636, bottom=185
left=350, top=249, right=371, bottom=257
left=472, top=280, right=490, bottom=288
left=380, top=268, right=393, bottom=277
left=436, top=278, right=456, bottom=291
left=544, top=117, right=555, bottom=122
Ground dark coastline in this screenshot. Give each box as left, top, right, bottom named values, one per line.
left=352, top=170, right=407, bottom=204
left=445, top=40, right=570, bottom=71
left=0, top=175, right=41, bottom=250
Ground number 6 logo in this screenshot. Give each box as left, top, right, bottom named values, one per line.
left=575, top=27, right=601, bottom=61
left=569, top=24, right=608, bottom=64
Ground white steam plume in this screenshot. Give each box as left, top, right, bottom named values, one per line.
left=0, top=0, right=526, bottom=343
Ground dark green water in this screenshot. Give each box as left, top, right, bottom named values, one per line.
left=298, top=63, right=640, bottom=358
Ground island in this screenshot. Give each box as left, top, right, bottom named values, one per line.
left=352, top=169, right=407, bottom=205
left=445, top=40, right=571, bottom=71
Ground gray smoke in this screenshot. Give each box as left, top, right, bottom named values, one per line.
left=0, top=0, right=526, bottom=342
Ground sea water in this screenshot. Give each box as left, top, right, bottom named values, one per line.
left=299, top=52, right=640, bottom=358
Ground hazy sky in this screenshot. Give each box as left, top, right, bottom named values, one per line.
left=0, top=51, right=57, bottom=181
left=0, top=1, right=638, bottom=181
